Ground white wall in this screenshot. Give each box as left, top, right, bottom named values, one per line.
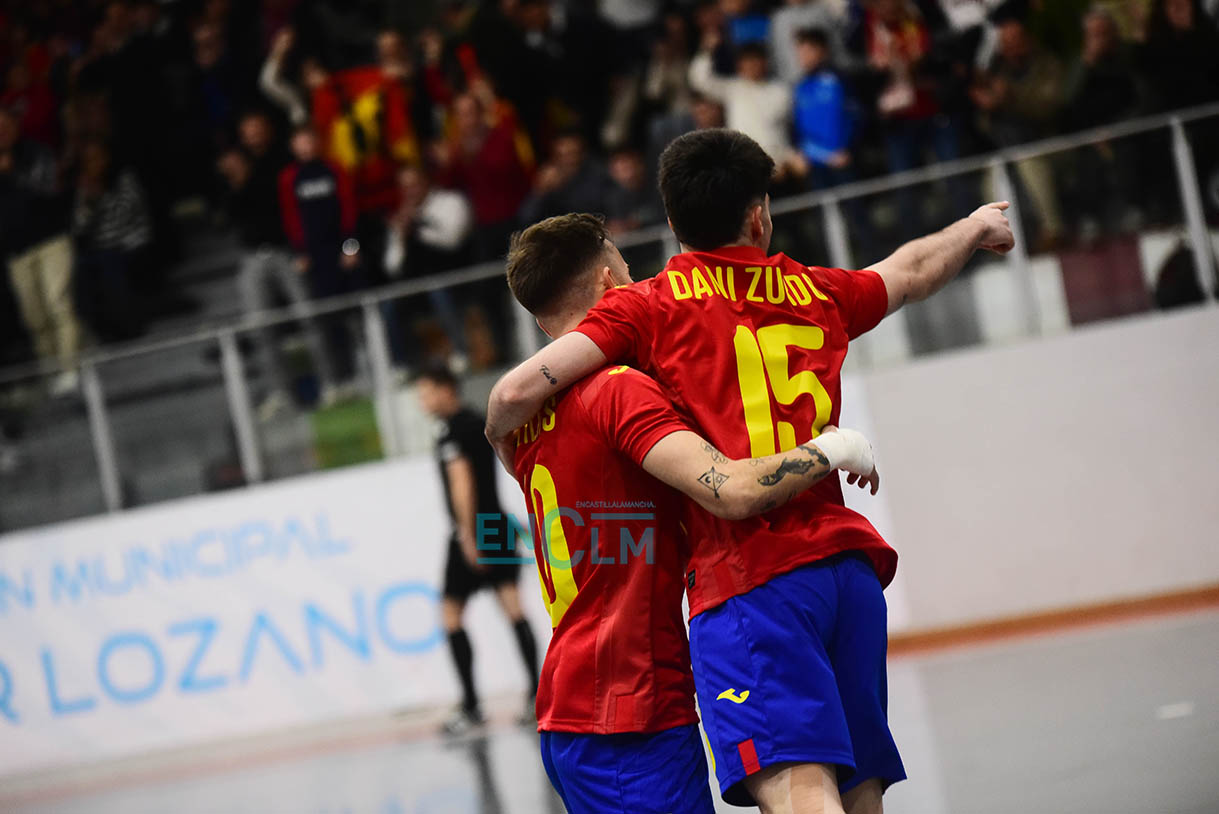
left=856, top=304, right=1219, bottom=630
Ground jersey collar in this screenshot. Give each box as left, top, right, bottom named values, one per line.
left=683, top=244, right=771, bottom=263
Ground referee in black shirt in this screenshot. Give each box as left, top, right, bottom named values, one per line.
left=415, top=364, right=539, bottom=735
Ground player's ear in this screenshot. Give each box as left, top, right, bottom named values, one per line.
left=749, top=204, right=765, bottom=241
left=599, top=264, right=615, bottom=291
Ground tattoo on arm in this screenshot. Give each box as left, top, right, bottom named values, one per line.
left=701, top=442, right=728, bottom=464
left=697, top=466, right=729, bottom=499
left=540, top=365, right=557, bottom=385
left=757, top=444, right=830, bottom=487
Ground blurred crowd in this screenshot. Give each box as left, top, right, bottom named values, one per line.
left=1, top=0, right=1219, bottom=408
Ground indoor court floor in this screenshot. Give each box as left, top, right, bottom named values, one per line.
left=5, top=608, right=1217, bottom=814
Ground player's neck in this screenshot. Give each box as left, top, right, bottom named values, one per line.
left=680, top=238, right=769, bottom=254
left=544, top=311, right=584, bottom=338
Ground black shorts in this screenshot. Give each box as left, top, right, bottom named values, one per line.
left=442, top=535, right=522, bottom=601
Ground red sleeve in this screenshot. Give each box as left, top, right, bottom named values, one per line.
left=813, top=267, right=889, bottom=339
left=310, top=85, right=340, bottom=155
left=278, top=166, right=305, bottom=250
left=330, top=163, right=357, bottom=238
left=573, top=284, right=656, bottom=370
left=581, top=367, right=692, bottom=467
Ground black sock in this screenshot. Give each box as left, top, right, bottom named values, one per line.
left=447, top=628, right=478, bottom=712
left=512, top=618, right=539, bottom=696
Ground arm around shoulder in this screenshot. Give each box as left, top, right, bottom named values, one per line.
left=485, top=332, right=607, bottom=445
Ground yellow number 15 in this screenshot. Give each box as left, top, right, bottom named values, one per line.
left=733, top=324, right=833, bottom=457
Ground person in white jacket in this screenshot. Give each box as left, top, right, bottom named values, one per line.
left=688, top=32, right=800, bottom=181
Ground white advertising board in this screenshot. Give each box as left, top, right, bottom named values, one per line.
left=0, top=457, right=547, bottom=777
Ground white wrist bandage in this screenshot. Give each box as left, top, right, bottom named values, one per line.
left=810, top=430, right=874, bottom=477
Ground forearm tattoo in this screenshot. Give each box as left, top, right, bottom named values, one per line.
left=757, top=444, right=830, bottom=487
left=698, top=466, right=729, bottom=499
left=540, top=365, right=557, bottom=385
left=701, top=442, right=728, bottom=464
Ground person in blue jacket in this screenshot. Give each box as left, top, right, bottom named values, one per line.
left=792, top=27, right=855, bottom=190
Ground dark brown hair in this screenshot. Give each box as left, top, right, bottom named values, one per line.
left=506, top=213, right=610, bottom=315
left=658, top=129, right=774, bottom=250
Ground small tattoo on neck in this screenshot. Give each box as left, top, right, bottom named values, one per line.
left=540, top=365, right=557, bottom=385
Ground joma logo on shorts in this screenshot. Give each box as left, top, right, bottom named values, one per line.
left=716, top=688, right=750, bottom=704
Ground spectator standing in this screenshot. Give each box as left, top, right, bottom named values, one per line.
left=0, top=106, right=80, bottom=395
left=518, top=131, right=612, bottom=225
left=865, top=0, right=963, bottom=179
left=641, top=12, right=695, bottom=120
left=70, top=140, right=153, bottom=345
left=279, top=126, right=361, bottom=397
left=383, top=165, right=473, bottom=371
left=433, top=87, right=534, bottom=261
left=689, top=34, right=797, bottom=177
left=1062, top=8, right=1144, bottom=236
left=598, top=0, right=663, bottom=64
left=221, top=114, right=339, bottom=418
left=792, top=28, right=856, bottom=188
left=308, top=39, right=420, bottom=217
left=1139, top=0, right=1219, bottom=112
left=1, top=60, right=59, bottom=149
left=604, top=145, right=666, bottom=275
left=1140, top=0, right=1219, bottom=225
left=647, top=92, right=725, bottom=171
left=771, top=0, right=850, bottom=83
left=604, top=146, right=664, bottom=235
left=258, top=28, right=309, bottom=127
left=971, top=11, right=1066, bottom=248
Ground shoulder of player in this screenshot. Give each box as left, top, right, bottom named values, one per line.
left=570, top=365, right=655, bottom=407
left=608, top=277, right=662, bottom=300
left=786, top=259, right=858, bottom=300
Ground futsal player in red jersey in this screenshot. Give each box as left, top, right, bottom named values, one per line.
left=503, top=214, right=881, bottom=814
left=487, top=130, right=1014, bottom=813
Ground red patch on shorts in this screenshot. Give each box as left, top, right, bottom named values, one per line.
left=738, top=738, right=761, bottom=774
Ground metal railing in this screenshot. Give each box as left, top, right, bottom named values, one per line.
left=2, top=101, right=1217, bottom=521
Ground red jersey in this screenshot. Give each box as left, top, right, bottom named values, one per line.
left=575, top=246, right=899, bottom=618
left=513, top=366, right=697, bottom=734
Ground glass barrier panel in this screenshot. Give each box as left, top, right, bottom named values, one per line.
left=770, top=203, right=831, bottom=272
left=844, top=171, right=989, bottom=357
left=1043, top=128, right=1182, bottom=326
left=378, top=275, right=521, bottom=458
left=239, top=300, right=385, bottom=481
left=1181, top=115, right=1219, bottom=303
left=102, top=341, right=248, bottom=504
left=0, top=370, right=107, bottom=531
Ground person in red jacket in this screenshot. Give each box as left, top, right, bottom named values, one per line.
left=432, top=82, right=535, bottom=363
left=432, top=82, right=534, bottom=262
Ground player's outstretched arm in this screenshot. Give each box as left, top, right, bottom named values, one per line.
left=641, top=426, right=878, bottom=521
left=869, top=201, right=1015, bottom=316
left=485, top=332, right=607, bottom=469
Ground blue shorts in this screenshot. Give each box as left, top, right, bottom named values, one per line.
left=539, top=723, right=715, bottom=814
left=690, top=553, right=906, bottom=806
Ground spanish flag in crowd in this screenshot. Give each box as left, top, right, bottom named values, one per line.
left=311, top=66, right=419, bottom=214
